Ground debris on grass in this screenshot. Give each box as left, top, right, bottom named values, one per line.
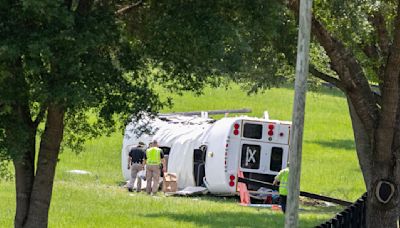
left=300, top=196, right=336, bottom=207
left=66, top=170, right=91, bottom=175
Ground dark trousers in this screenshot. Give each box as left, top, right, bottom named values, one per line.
left=280, top=195, right=287, bottom=213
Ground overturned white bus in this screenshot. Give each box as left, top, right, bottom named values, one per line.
left=121, top=112, right=291, bottom=195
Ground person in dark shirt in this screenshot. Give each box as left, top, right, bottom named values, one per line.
left=127, top=142, right=146, bottom=192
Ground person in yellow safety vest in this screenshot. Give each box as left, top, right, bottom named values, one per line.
left=144, top=140, right=166, bottom=195
left=273, top=164, right=289, bottom=213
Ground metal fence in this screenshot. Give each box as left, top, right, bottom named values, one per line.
left=316, top=193, right=367, bottom=228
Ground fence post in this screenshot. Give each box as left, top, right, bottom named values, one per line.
left=332, top=217, right=339, bottom=228
left=344, top=207, right=353, bottom=228
left=325, top=221, right=332, bottom=228
left=349, top=205, right=357, bottom=228
left=337, top=214, right=344, bottom=227
left=353, top=198, right=361, bottom=227
left=317, top=193, right=368, bottom=227
left=361, top=198, right=366, bottom=227
left=342, top=209, right=349, bottom=228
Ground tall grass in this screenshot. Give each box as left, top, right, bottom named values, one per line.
left=0, top=84, right=364, bottom=227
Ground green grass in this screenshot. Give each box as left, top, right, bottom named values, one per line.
left=0, top=84, right=364, bottom=227
left=0, top=180, right=338, bottom=228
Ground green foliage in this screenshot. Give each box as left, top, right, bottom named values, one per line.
left=0, top=0, right=301, bottom=158
left=122, top=0, right=298, bottom=94
left=0, top=0, right=165, bottom=157
left=312, top=0, right=398, bottom=82
left=0, top=126, right=12, bottom=180
left=0, top=158, right=12, bottom=181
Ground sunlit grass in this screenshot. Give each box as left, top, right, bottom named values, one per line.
left=0, top=180, right=337, bottom=228
left=0, top=84, right=364, bottom=227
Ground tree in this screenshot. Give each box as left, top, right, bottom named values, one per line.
left=120, top=0, right=295, bottom=93
left=0, top=1, right=165, bottom=227
left=282, top=1, right=400, bottom=227
left=0, top=1, right=289, bottom=227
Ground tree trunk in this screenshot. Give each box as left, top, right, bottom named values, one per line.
left=13, top=141, right=35, bottom=228
left=366, top=161, right=400, bottom=228
left=10, top=104, right=37, bottom=228
left=23, top=105, right=64, bottom=228
left=347, top=98, right=372, bottom=189
left=349, top=98, right=400, bottom=227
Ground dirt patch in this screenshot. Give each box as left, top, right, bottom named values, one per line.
left=299, top=196, right=327, bottom=207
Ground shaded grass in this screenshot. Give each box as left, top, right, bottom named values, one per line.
left=308, top=139, right=355, bottom=151
left=0, top=84, right=364, bottom=227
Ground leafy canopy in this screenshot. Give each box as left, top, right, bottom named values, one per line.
left=0, top=0, right=297, bottom=169
left=0, top=0, right=162, bottom=161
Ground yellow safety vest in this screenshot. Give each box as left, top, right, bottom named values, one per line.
left=276, top=168, right=289, bottom=196
left=146, top=147, right=162, bottom=165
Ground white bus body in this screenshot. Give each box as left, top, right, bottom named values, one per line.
left=122, top=113, right=291, bottom=194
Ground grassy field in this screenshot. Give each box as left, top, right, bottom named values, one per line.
left=0, top=84, right=365, bottom=227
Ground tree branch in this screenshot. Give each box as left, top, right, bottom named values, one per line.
left=367, top=12, right=390, bottom=82
left=362, top=44, right=379, bottom=60
left=286, top=0, right=379, bottom=137
left=314, top=18, right=378, bottom=135
left=368, top=12, right=390, bottom=61
left=347, top=97, right=373, bottom=188
left=360, top=44, right=383, bottom=81
left=376, top=2, right=400, bottom=161
left=116, top=0, right=143, bottom=15
left=372, top=90, right=382, bottom=108
left=309, top=64, right=345, bottom=91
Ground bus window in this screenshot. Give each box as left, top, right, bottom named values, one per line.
left=159, top=147, right=171, bottom=155
left=243, top=123, right=262, bottom=139
left=270, top=147, right=283, bottom=171
left=241, top=144, right=261, bottom=169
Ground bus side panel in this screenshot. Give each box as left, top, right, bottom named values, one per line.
left=122, top=123, right=136, bottom=180
left=204, top=119, right=234, bottom=194
left=226, top=133, right=241, bottom=193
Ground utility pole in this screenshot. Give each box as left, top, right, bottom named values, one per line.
left=285, top=0, right=313, bottom=227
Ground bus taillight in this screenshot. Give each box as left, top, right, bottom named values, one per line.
left=229, top=175, right=235, bottom=187
left=268, top=124, right=274, bottom=136
left=233, top=123, right=240, bottom=135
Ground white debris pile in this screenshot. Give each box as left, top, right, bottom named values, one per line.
left=66, top=170, right=91, bottom=175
